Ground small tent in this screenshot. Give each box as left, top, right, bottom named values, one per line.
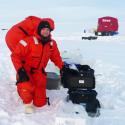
left=95, top=16, right=118, bottom=36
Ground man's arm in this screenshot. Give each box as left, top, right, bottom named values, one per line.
left=50, top=40, right=64, bottom=70
left=11, top=40, right=28, bottom=71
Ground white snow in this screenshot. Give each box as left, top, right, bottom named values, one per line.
left=0, top=0, right=125, bottom=125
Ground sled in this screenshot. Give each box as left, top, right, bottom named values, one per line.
left=46, top=72, right=60, bottom=90
left=82, top=36, right=98, bottom=40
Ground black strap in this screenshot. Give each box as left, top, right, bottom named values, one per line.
left=46, top=97, right=50, bottom=106
left=18, top=26, right=29, bottom=36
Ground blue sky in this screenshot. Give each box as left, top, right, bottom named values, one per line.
left=0, top=0, right=125, bottom=33
left=0, top=0, right=124, bottom=18
left=1, top=0, right=124, bottom=11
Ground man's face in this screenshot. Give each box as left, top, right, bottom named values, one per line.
left=40, top=28, right=50, bottom=37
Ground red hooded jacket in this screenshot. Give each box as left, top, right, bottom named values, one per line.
left=11, top=18, right=63, bottom=72
left=5, top=16, right=54, bottom=52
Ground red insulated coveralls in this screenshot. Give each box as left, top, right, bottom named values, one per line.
left=10, top=17, right=63, bottom=107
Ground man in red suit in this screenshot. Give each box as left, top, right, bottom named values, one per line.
left=6, top=16, right=64, bottom=113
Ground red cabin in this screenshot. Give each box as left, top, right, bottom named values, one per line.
left=96, top=16, right=118, bottom=36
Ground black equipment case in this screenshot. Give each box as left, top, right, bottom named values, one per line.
left=61, top=64, right=95, bottom=89
left=68, top=89, right=97, bottom=104
left=61, top=63, right=101, bottom=117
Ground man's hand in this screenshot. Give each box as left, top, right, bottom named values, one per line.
left=60, top=62, right=69, bottom=76
left=17, top=67, right=29, bottom=83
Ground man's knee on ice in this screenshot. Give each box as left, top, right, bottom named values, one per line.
left=17, top=82, right=34, bottom=104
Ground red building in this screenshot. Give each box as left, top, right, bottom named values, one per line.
left=96, top=16, right=118, bottom=36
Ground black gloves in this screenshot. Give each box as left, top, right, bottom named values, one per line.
left=17, top=67, right=29, bottom=83
left=60, top=62, right=69, bottom=76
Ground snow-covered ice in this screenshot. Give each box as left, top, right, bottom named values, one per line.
left=1, top=28, right=125, bottom=125
left=0, top=0, right=125, bottom=125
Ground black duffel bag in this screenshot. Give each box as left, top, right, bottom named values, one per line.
left=61, top=64, right=95, bottom=89
left=68, top=89, right=101, bottom=117
left=85, top=98, right=101, bottom=117
left=68, top=89, right=97, bottom=104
